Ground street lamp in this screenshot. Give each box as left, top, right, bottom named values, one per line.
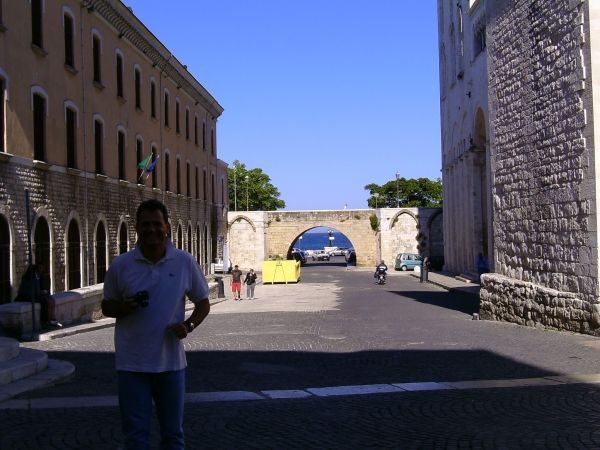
left=395, top=172, right=400, bottom=208
left=327, top=229, right=334, bottom=248
left=233, top=162, right=238, bottom=212
left=374, top=192, right=379, bottom=209
left=245, top=175, right=249, bottom=211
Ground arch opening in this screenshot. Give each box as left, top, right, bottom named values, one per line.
left=289, top=226, right=356, bottom=265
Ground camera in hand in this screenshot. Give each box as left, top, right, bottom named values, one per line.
left=132, top=290, right=149, bottom=308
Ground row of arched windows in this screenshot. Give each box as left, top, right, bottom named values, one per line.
left=0, top=212, right=212, bottom=304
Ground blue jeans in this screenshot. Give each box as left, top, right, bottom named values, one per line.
left=118, top=369, right=185, bottom=450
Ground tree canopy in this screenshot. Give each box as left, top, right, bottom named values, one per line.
left=228, top=160, right=286, bottom=211
left=364, top=177, right=443, bottom=208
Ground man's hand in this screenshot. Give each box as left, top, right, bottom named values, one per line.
left=101, top=298, right=139, bottom=318
left=166, top=322, right=189, bottom=340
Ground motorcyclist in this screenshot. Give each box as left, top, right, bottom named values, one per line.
left=374, top=260, right=388, bottom=283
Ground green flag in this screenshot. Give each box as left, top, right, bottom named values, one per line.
left=138, top=154, right=152, bottom=170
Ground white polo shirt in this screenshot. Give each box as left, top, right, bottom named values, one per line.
left=103, top=240, right=209, bottom=372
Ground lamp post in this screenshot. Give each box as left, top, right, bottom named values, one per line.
left=327, top=229, right=334, bottom=249
left=395, top=172, right=400, bottom=208
left=233, top=162, right=238, bottom=212
left=374, top=192, right=379, bottom=209
left=245, top=175, right=249, bottom=211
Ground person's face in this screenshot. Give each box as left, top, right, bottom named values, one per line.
left=36, top=265, right=44, bottom=275
left=136, top=209, right=170, bottom=249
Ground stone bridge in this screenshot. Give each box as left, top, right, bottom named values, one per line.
left=227, top=208, right=443, bottom=270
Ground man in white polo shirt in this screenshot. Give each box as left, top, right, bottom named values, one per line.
left=102, top=199, right=210, bottom=450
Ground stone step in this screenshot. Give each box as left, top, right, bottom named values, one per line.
left=456, top=270, right=480, bottom=283
left=0, top=348, right=48, bottom=387
left=0, top=337, right=20, bottom=363
left=0, top=359, right=75, bottom=403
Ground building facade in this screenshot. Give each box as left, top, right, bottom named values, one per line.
left=438, top=0, right=600, bottom=334
left=0, top=0, right=227, bottom=304
left=438, top=0, right=492, bottom=276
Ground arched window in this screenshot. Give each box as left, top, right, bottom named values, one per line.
left=151, top=144, right=157, bottom=188
left=31, top=0, right=43, bottom=49
left=164, top=89, right=170, bottom=127
left=136, top=137, right=143, bottom=181
left=176, top=157, right=181, bottom=195
left=165, top=152, right=171, bottom=191
left=119, top=222, right=128, bottom=254
left=67, top=220, right=81, bottom=290
left=196, top=225, right=201, bottom=264
left=32, top=93, right=46, bottom=161
left=177, top=225, right=183, bottom=250
left=117, top=128, right=126, bottom=180
left=185, top=107, right=190, bottom=140
left=116, top=51, right=124, bottom=98
left=175, top=99, right=180, bottom=134
left=63, top=9, right=75, bottom=68
left=186, top=162, right=190, bottom=197
left=92, top=32, right=102, bottom=84
left=203, top=169, right=207, bottom=201
left=187, top=225, right=192, bottom=253
left=94, top=118, right=104, bottom=174
left=202, top=120, right=206, bottom=149
left=195, top=166, right=199, bottom=199
left=0, top=215, right=10, bottom=304
left=134, top=66, right=142, bottom=110
left=211, top=173, right=215, bottom=203
left=150, top=79, right=156, bottom=118
left=0, top=72, right=6, bottom=153
left=96, top=221, right=107, bottom=283
left=210, top=126, right=215, bottom=154
left=194, top=114, right=198, bottom=145
left=65, top=106, right=77, bottom=168
left=203, top=225, right=209, bottom=266
left=34, top=217, right=51, bottom=293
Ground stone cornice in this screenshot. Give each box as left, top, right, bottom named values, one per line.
left=85, top=0, right=224, bottom=119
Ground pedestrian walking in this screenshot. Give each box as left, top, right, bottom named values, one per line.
left=244, top=268, right=257, bottom=299
left=230, top=264, right=243, bottom=300
left=476, top=252, right=490, bottom=282
left=101, top=199, right=210, bottom=450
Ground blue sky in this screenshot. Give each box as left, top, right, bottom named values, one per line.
left=125, top=0, right=441, bottom=210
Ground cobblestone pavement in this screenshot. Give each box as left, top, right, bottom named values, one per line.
left=2, top=260, right=600, bottom=449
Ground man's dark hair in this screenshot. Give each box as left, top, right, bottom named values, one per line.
left=136, top=199, right=169, bottom=224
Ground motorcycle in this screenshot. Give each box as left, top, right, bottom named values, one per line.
left=376, top=271, right=386, bottom=285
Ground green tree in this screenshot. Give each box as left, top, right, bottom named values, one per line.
left=228, top=160, right=286, bottom=211
left=365, top=177, right=442, bottom=208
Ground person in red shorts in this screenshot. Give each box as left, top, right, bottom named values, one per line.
left=230, top=265, right=243, bottom=300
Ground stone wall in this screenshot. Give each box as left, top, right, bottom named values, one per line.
left=227, top=212, right=268, bottom=270
left=480, top=273, right=600, bottom=335
left=482, top=0, right=600, bottom=333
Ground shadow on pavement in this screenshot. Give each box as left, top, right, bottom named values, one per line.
left=390, top=289, right=481, bottom=315
left=22, top=347, right=557, bottom=399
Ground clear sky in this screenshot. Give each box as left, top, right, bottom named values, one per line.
left=125, top=0, right=441, bottom=210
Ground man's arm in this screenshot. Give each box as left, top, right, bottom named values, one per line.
left=101, top=298, right=139, bottom=318
left=167, top=298, right=210, bottom=339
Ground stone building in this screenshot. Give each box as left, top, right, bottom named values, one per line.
left=0, top=0, right=227, bottom=304
left=438, top=0, right=600, bottom=334
left=438, top=0, right=491, bottom=276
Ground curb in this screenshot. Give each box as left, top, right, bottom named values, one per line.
left=410, top=273, right=481, bottom=298
left=31, top=297, right=228, bottom=342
